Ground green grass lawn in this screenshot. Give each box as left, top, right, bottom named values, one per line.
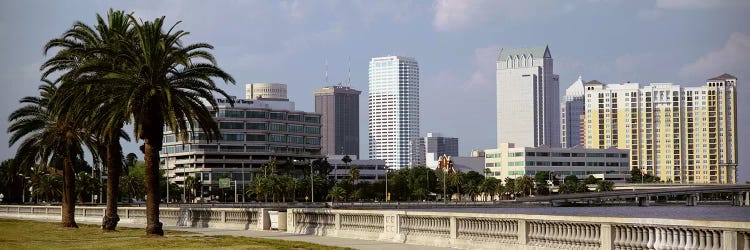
left=0, top=219, right=350, bottom=250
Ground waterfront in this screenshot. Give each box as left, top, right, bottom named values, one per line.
left=423, top=205, right=750, bottom=222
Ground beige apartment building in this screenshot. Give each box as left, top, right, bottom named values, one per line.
left=583, top=74, right=737, bottom=183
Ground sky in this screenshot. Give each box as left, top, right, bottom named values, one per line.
left=0, top=0, right=749, bottom=182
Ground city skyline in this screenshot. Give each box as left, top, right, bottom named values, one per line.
left=0, top=1, right=749, bottom=182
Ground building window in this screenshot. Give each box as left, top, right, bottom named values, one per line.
left=246, top=122, right=267, bottom=130
left=218, top=109, right=245, bottom=118
left=219, top=121, right=244, bottom=130
left=269, top=112, right=286, bottom=120
left=270, top=123, right=285, bottom=131
left=246, top=134, right=267, bottom=142
left=305, top=126, right=320, bottom=134
left=246, top=110, right=268, bottom=118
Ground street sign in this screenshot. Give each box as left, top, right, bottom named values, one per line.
left=219, top=178, right=231, bottom=189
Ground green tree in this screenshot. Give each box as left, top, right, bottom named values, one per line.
left=493, top=180, right=505, bottom=200
left=75, top=172, right=100, bottom=203
left=0, top=159, right=24, bottom=203
left=449, top=171, right=464, bottom=201
left=515, top=175, right=534, bottom=197
left=479, top=177, right=498, bottom=201
left=328, top=185, right=346, bottom=203
left=596, top=180, right=615, bottom=192
left=184, top=175, right=200, bottom=202
left=8, top=80, right=99, bottom=228
left=585, top=175, right=599, bottom=185
left=120, top=174, right=144, bottom=203
left=72, top=14, right=234, bottom=236
left=462, top=171, right=483, bottom=201
left=503, top=177, right=516, bottom=199
left=348, top=166, right=360, bottom=184
left=33, top=174, right=63, bottom=202
left=41, top=10, right=136, bottom=231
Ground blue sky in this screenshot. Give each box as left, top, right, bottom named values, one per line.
left=1, top=0, right=749, bottom=182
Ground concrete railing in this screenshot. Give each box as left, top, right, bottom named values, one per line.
left=2, top=205, right=748, bottom=249
left=287, top=208, right=750, bottom=250
left=0, top=205, right=267, bottom=231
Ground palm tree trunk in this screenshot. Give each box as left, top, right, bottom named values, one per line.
left=103, top=141, right=122, bottom=231
left=144, top=137, right=163, bottom=236
left=61, top=157, right=78, bottom=228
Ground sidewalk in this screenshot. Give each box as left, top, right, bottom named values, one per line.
left=3, top=217, right=452, bottom=250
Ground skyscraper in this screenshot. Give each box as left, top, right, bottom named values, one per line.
left=314, top=85, right=361, bottom=157
left=423, top=132, right=459, bottom=162
left=496, top=46, right=560, bottom=148
left=368, top=56, right=420, bottom=169
left=561, top=76, right=586, bottom=148
left=583, top=74, right=738, bottom=184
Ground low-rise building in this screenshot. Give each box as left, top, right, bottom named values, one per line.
left=160, top=84, right=322, bottom=200
left=327, top=155, right=386, bottom=182
left=484, top=143, right=630, bottom=182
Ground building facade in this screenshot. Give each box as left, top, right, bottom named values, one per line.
left=327, top=155, right=387, bottom=182
left=496, top=46, right=560, bottom=148
left=160, top=85, right=322, bottom=200
left=562, top=76, right=586, bottom=148
left=583, top=74, right=738, bottom=183
left=423, top=132, right=459, bottom=168
left=314, top=86, right=361, bottom=157
left=484, top=143, right=630, bottom=182
left=368, top=56, right=420, bottom=169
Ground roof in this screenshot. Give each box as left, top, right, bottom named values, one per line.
left=708, top=73, right=737, bottom=81
left=586, top=80, right=604, bottom=85
left=565, top=75, right=586, bottom=96
left=497, top=46, right=550, bottom=61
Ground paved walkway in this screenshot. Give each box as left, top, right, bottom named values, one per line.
left=3, top=217, right=452, bottom=250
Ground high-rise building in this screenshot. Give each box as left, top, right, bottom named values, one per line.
left=314, top=85, right=361, bottom=157
left=561, top=76, right=586, bottom=148
left=496, top=46, right=560, bottom=148
left=424, top=132, right=459, bottom=162
left=368, top=56, right=420, bottom=169
left=583, top=74, right=738, bottom=184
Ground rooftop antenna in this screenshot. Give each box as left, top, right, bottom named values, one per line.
left=325, top=59, right=329, bottom=86
left=347, top=56, right=351, bottom=87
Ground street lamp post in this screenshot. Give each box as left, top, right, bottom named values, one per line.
left=310, top=161, right=314, bottom=203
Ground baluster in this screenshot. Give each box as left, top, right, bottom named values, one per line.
left=550, top=223, right=557, bottom=247
left=583, top=225, right=593, bottom=249
left=697, top=230, right=706, bottom=250
left=614, top=226, right=623, bottom=250
left=664, top=228, right=674, bottom=250
left=671, top=228, right=680, bottom=250
left=645, top=227, right=655, bottom=250
left=743, top=232, right=749, bottom=250
left=627, top=227, right=636, bottom=250
left=685, top=229, right=694, bottom=250
left=653, top=228, right=663, bottom=250
left=637, top=227, right=646, bottom=250
left=711, top=231, right=721, bottom=250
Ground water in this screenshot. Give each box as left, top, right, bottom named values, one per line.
left=421, top=206, right=750, bottom=222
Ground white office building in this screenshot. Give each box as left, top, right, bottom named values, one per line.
left=561, top=76, right=586, bottom=148
left=368, top=56, right=420, bottom=169
left=496, top=46, right=560, bottom=148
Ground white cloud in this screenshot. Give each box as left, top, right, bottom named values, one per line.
left=680, top=32, right=750, bottom=79
left=432, top=0, right=554, bottom=32
left=465, top=45, right=501, bottom=87
left=655, top=0, right=750, bottom=9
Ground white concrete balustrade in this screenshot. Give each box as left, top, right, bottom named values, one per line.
left=1, top=205, right=748, bottom=250
left=287, top=208, right=750, bottom=250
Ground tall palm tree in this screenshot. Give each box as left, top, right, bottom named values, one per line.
left=8, top=79, right=99, bottom=228
left=41, top=9, right=135, bottom=231
left=184, top=175, right=200, bottom=202
left=44, top=13, right=234, bottom=236
left=33, top=174, right=63, bottom=202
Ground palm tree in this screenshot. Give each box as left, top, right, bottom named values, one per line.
left=8, top=80, right=99, bottom=228
left=120, top=174, right=144, bottom=203
left=125, top=153, right=138, bottom=174
left=33, top=174, right=63, bottom=202
left=515, top=175, right=534, bottom=197
left=348, top=166, right=360, bottom=184
left=184, top=175, right=200, bottom=202
left=70, top=15, right=234, bottom=235
left=0, top=159, right=23, bottom=203
left=328, top=185, right=346, bottom=203
left=75, top=172, right=100, bottom=203
left=41, top=9, right=137, bottom=231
